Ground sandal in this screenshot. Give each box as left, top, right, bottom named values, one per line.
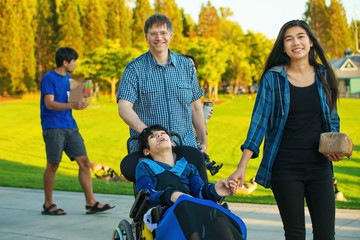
left=85, top=201, right=114, bottom=215
left=41, top=204, right=66, bottom=215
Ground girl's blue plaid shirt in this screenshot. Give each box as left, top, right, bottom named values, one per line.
left=242, top=65, right=340, bottom=188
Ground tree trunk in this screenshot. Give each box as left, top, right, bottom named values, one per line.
left=111, top=78, right=117, bottom=103
left=214, top=83, right=218, bottom=101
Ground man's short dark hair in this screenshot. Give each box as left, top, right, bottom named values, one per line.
left=55, top=47, right=78, bottom=67
left=138, top=124, right=171, bottom=153
left=144, top=13, right=173, bottom=34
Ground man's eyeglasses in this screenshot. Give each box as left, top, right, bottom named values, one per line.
left=148, top=31, right=169, bottom=38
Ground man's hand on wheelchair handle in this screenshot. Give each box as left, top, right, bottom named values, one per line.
left=198, top=144, right=207, bottom=153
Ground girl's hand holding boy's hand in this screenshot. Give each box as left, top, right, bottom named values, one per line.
left=215, top=179, right=239, bottom=197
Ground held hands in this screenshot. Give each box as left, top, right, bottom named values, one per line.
left=228, top=167, right=246, bottom=196
left=215, top=179, right=239, bottom=197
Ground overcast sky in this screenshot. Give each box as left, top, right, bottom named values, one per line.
left=148, top=0, right=359, bottom=39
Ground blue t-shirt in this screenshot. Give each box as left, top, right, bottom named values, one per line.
left=40, top=70, right=77, bottom=130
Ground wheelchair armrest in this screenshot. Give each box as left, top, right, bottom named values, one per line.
left=130, top=189, right=150, bottom=222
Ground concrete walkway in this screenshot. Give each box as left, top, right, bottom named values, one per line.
left=0, top=186, right=359, bottom=240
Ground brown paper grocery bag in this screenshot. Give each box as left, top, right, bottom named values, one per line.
left=318, top=132, right=353, bottom=157
left=69, top=79, right=92, bottom=103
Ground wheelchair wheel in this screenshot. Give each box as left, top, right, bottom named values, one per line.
left=112, top=219, right=134, bottom=240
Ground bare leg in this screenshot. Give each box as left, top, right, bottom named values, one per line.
left=43, top=162, right=66, bottom=214
left=75, top=156, right=111, bottom=208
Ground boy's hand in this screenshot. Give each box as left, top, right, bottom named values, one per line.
left=215, top=179, right=238, bottom=197
left=72, top=101, right=88, bottom=110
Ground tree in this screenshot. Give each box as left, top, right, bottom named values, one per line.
left=198, top=1, right=220, bottom=40
left=304, top=0, right=329, bottom=46
left=327, top=0, right=352, bottom=58
left=349, top=19, right=360, bottom=53
left=181, top=8, right=196, bottom=38
left=132, top=0, right=153, bottom=46
left=35, top=0, right=60, bottom=84
left=20, top=0, right=37, bottom=91
left=154, top=0, right=183, bottom=42
left=106, top=0, right=132, bottom=47
left=77, top=39, right=141, bottom=102
left=58, top=0, right=84, bottom=57
left=244, top=31, right=273, bottom=84
left=185, top=37, right=228, bottom=100
left=82, top=0, right=107, bottom=51
left=0, top=0, right=36, bottom=95
left=0, top=0, right=18, bottom=95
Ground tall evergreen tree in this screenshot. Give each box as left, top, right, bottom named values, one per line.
left=82, top=0, right=107, bottom=52
left=154, top=0, right=183, bottom=41
left=0, top=0, right=18, bottom=95
left=106, top=0, right=132, bottom=47
left=350, top=20, right=360, bottom=53
left=35, top=0, right=59, bottom=84
left=328, top=0, right=352, bottom=58
left=20, top=0, right=37, bottom=91
left=304, top=0, right=329, bottom=47
left=58, top=0, right=84, bottom=56
left=181, top=8, right=196, bottom=38
left=132, top=0, right=153, bottom=45
left=198, top=1, right=220, bottom=40
left=0, top=0, right=35, bottom=94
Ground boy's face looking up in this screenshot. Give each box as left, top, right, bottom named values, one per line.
left=143, top=130, right=174, bottom=157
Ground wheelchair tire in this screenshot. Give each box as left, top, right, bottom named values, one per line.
left=112, top=219, right=134, bottom=240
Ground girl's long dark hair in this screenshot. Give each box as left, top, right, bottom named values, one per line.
left=260, top=20, right=338, bottom=111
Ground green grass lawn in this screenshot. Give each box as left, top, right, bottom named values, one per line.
left=0, top=93, right=359, bottom=209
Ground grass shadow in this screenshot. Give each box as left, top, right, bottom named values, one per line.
left=0, top=159, right=133, bottom=195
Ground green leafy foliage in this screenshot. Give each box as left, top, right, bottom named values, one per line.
left=0, top=0, right=357, bottom=97
left=77, top=39, right=141, bottom=102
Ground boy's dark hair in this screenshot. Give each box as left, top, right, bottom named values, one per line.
left=144, top=13, right=173, bottom=34
left=55, top=47, right=78, bottom=67
left=138, top=124, right=171, bottom=154
left=182, top=54, right=198, bottom=70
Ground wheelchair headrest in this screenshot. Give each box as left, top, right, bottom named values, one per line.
left=120, top=145, right=204, bottom=182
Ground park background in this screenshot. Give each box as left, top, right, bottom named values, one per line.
left=0, top=0, right=359, bottom=209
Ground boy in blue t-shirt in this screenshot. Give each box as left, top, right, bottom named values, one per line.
left=40, top=47, right=114, bottom=215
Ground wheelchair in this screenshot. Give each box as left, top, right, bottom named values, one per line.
left=112, top=133, right=246, bottom=240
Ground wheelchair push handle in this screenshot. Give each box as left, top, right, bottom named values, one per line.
left=202, top=152, right=223, bottom=176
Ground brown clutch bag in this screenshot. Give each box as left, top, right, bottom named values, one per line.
left=319, top=132, right=353, bottom=157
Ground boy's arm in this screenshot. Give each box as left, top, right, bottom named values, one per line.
left=135, top=175, right=163, bottom=206
left=44, top=94, right=88, bottom=111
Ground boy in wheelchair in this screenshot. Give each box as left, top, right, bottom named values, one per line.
left=134, top=124, right=246, bottom=240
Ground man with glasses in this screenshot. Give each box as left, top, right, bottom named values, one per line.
left=117, top=14, right=207, bottom=156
